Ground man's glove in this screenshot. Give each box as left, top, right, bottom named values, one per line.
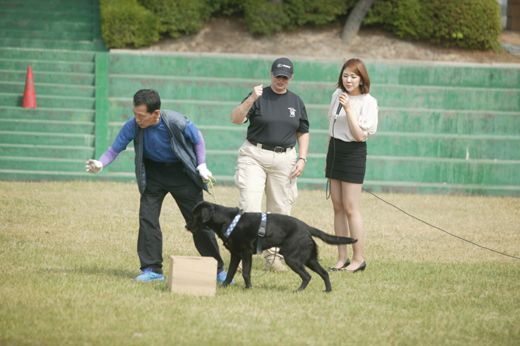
left=85, top=159, right=103, bottom=173
left=196, top=163, right=213, bottom=183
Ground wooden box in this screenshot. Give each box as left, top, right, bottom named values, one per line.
left=168, top=256, right=217, bottom=296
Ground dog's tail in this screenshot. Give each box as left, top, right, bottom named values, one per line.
left=309, top=227, right=357, bottom=245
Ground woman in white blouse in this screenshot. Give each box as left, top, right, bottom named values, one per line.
left=325, top=58, right=378, bottom=273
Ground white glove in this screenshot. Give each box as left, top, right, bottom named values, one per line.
left=85, top=159, right=103, bottom=173
left=197, top=163, right=213, bottom=183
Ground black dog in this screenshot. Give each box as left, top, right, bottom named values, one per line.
left=185, top=201, right=357, bottom=292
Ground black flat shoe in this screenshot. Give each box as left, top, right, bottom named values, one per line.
left=328, top=259, right=351, bottom=271
left=343, top=261, right=366, bottom=273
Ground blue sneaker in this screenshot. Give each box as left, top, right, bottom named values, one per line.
left=134, top=268, right=164, bottom=282
left=217, top=271, right=234, bottom=284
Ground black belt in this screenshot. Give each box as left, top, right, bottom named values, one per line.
left=249, top=141, right=293, bottom=153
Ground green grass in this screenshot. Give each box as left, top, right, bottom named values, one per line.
left=1, top=181, right=519, bottom=346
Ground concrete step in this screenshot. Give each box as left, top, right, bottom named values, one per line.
left=297, top=179, right=520, bottom=197
left=0, top=1, right=94, bottom=12
left=100, top=149, right=520, bottom=187
left=0, top=81, right=95, bottom=98
left=0, top=143, right=94, bottom=159
left=367, top=156, right=519, bottom=186
left=104, top=125, right=519, bottom=161
left=108, top=75, right=520, bottom=112
left=0, top=119, right=94, bottom=134
left=107, top=98, right=520, bottom=136
left=0, top=58, right=95, bottom=73
left=0, top=106, right=95, bottom=122
left=0, top=20, right=93, bottom=33
left=371, top=63, right=520, bottom=89
left=0, top=30, right=93, bottom=41
left=0, top=47, right=95, bottom=63
left=0, top=131, right=95, bottom=147
left=0, top=93, right=95, bottom=109
left=0, top=156, right=89, bottom=172
left=1, top=69, right=95, bottom=85
left=329, top=131, right=519, bottom=160
left=0, top=38, right=106, bottom=51
left=339, top=107, right=520, bottom=136
left=0, top=11, right=94, bottom=23
left=109, top=53, right=520, bottom=88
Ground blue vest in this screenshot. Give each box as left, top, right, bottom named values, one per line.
left=133, top=110, right=207, bottom=194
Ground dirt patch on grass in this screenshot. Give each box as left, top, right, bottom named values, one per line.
left=133, top=17, right=520, bottom=65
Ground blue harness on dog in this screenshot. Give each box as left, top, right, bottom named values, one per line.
left=224, top=210, right=267, bottom=255
left=224, top=209, right=243, bottom=237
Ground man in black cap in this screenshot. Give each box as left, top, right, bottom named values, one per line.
left=231, top=57, right=310, bottom=272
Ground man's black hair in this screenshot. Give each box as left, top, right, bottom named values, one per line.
left=133, top=89, right=161, bottom=114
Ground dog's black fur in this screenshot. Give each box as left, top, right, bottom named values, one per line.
left=185, top=201, right=357, bottom=292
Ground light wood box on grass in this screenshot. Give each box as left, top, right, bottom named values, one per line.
left=168, top=255, right=217, bottom=296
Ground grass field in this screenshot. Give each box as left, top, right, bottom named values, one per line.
left=1, top=181, right=519, bottom=346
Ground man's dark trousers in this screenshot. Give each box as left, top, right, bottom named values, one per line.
left=137, top=160, right=224, bottom=274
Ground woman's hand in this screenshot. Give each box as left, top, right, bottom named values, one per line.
left=339, top=92, right=350, bottom=111
left=291, top=159, right=306, bottom=179
left=251, top=84, right=263, bottom=101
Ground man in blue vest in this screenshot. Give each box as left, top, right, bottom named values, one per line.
left=85, top=89, right=227, bottom=283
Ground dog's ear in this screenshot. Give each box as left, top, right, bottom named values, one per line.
left=199, top=203, right=214, bottom=223
left=192, top=200, right=205, bottom=213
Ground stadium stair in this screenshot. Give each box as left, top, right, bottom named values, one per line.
left=0, top=0, right=108, bottom=182
left=105, top=53, right=520, bottom=196
left=0, top=0, right=519, bottom=196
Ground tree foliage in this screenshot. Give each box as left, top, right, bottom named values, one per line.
left=99, top=0, right=501, bottom=51
left=365, top=0, right=502, bottom=50
left=99, top=0, right=161, bottom=48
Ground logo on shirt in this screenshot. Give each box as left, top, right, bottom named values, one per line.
left=288, top=107, right=296, bottom=117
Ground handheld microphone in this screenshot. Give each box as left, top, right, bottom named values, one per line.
left=335, top=103, right=342, bottom=119
left=336, top=103, right=342, bottom=115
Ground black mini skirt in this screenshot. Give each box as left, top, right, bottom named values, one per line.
left=325, top=137, right=367, bottom=184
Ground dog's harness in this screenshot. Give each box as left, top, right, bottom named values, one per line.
left=224, top=210, right=267, bottom=255
left=256, top=213, right=267, bottom=255
left=224, top=209, right=243, bottom=237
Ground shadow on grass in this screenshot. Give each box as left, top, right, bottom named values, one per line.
left=43, top=266, right=137, bottom=279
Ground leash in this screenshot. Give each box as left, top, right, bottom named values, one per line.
left=205, top=176, right=218, bottom=203
left=250, top=248, right=278, bottom=278
left=362, top=188, right=520, bottom=260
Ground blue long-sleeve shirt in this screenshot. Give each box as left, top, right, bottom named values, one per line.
left=111, top=117, right=199, bottom=163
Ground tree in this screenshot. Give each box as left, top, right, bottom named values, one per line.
left=341, top=0, right=375, bottom=43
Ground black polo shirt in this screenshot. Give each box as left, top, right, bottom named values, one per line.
left=243, top=86, right=309, bottom=148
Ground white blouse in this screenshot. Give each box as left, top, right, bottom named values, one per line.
left=327, top=89, right=378, bottom=142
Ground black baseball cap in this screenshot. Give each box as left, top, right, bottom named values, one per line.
left=271, top=57, right=293, bottom=78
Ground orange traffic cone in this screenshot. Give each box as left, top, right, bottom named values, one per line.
left=22, top=66, right=37, bottom=108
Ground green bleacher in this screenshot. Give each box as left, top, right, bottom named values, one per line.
left=0, top=0, right=519, bottom=196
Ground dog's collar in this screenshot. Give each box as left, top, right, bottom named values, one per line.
left=224, top=209, right=243, bottom=238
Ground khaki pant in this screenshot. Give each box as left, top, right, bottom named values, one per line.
left=234, top=140, right=298, bottom=214
left=234, top=140, right=298, bottom=264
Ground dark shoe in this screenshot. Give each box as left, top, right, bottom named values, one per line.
left=343, top=261, right=366, bottom=273
left=328, top=259, right=351, bottom=272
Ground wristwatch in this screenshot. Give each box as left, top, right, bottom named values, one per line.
left=299, top=157, right=307, bottom=163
